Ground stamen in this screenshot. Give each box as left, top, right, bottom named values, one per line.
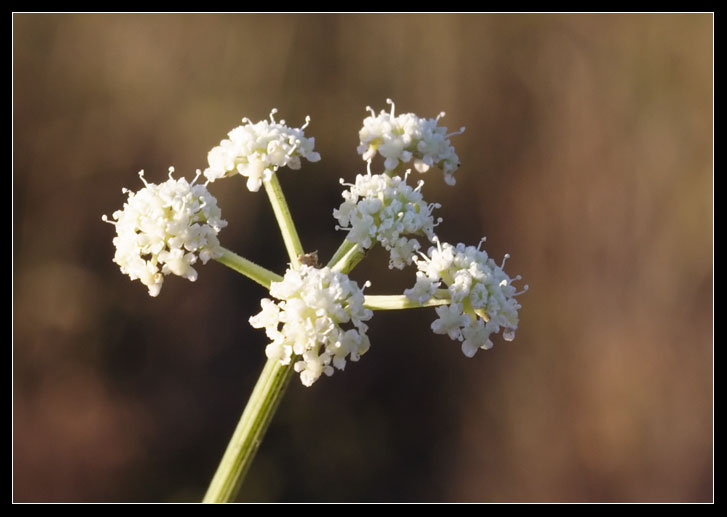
left=365, top=106, right=375, bottom=117
left=477, top=236, right=487, bottom=251
left=191, top=169, right=202, bottom=185
left=446, top=126, right=467, bottom=138
left=301, top=115, right=311, bottom=130
left=515, top=285, right=529, bottom=296
left=168, top=166, right=175, bottom=180
left=269, top=108, right=278, bottom=124
left=500, top=253, right=510, bottom=269
left=386, top=98, right=395, bottom=117
left=101, top=214, right=116, bottom=225
left=436, top=111, right=446, bottom=121
left=433, top=235, right=442, bottom=253
left=138, top=170, right=149, bottom=187
left=426, top=202, right=438, bottom=214
left=416, top=249, right=431, bottom=262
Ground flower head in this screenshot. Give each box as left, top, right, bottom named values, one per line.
left=333, top=170, right=442, bottom=269
left=204, top=109, right=321, bottom=192
left=249, top=265, right=373, bottom=386
left=103, top=168, right=227, bottom=297
left=357, top=99, right=465, bottom=185
left=405, top=238, right=527, bottom=357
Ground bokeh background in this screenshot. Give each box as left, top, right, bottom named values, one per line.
left=13, top=13, right=713, bottom=502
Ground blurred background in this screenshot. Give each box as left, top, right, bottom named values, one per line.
left=13, top=13, right=712, bottom=502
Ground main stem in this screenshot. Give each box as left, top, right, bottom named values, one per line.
left=204, top=172, right=304, bottom=503
left=202, top=357, right=295, bottom=503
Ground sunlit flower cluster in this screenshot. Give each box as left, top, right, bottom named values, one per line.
left=249, top=265, right=373, bottom=386
left=357, top=99, right=465, bottom=185
left=333, top=170, right=442, bottom=269
left=204, top=109, right=321, bottom=192
left=103, top=168, right=227, bottom=297
left=105, top=100, right=527, bottom=389
left=405, top=239, right=527, bottom=358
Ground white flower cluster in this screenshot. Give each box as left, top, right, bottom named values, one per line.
left=103, top=169, right=227, bottom=297
left=249, top=265, right=373, bottom=386
left=357, top=99, right=465, bottom=185
left=204, top=109, right=321, bottom=192
left=405, top=239, right=527, bottom=358
left=333, top=171, right=442, bottom=270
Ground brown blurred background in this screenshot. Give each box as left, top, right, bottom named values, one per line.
left=13, top=13, right=712, bottom=502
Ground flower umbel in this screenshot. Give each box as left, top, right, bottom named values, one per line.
left=103, top=168, right=227, bottom=297
left=249, top=265, right=373, bottom=386
left=333, top=169, right=442, bottom=269
left=104, top=100, right=527, bottom=502
left=204, top=109, right=321, bottom=192
left=405, top=239, right=527, bottom=357
left=358, top=99, right=465, bottom=184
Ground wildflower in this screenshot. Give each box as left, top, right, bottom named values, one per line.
left=333, top=169, right=442, bottom=269
left=405, top=238, right=527, bottom=357
left=204, top=109, right=321, bottom=192
left=249, top=265, right=373, bottom=386
left=103, top=168, right=227, bottom=297
left=357, top=99, right=465, bottom=185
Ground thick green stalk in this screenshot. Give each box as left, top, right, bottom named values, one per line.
left=204, top=172, right=307, bottom=503
left=263, top=173, right=304, bottom=265
left=203, top=357, right=295, bottom=503
left=215, top=247, right=283, bottom=288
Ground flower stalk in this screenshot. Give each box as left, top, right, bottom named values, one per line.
left=202, top=357, right=295, bottom=503
left=329, top=242, right=365, bottom=274
left=263, top=172, right=304, bottom=265
left=215, top=247, right=282, bottom=289
left=364, top=290, right=450, bottom=311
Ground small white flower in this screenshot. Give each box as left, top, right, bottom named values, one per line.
left=333, top=171, right=442, bottom=269
left=403, top=272, right=440, bottom=305
left=461, top=319, right=493, bottom=358
left=431, top=303, right=470, bottom=341
left=249, top=265, right=373, bottom=386
left=204, top=109, right=321, bottom=192
left=357, top=99, right=465, bottom=185
left=407, top=238, right=527, bottom=357
left=103, top=168, right=227, bottom=297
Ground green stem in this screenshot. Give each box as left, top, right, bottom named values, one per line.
left=204, top=172, right=306, bottom=502
left=330, top=242, right=365, bottom=274
left=203, top=357, right=295, bottom=503
left=214, top=247, right=283, bottom=288
left=263, top=172, right=304, bottom=266
left=327, top=238, right=357, bottom=269
left=364, top=290, right=451, bottom=311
